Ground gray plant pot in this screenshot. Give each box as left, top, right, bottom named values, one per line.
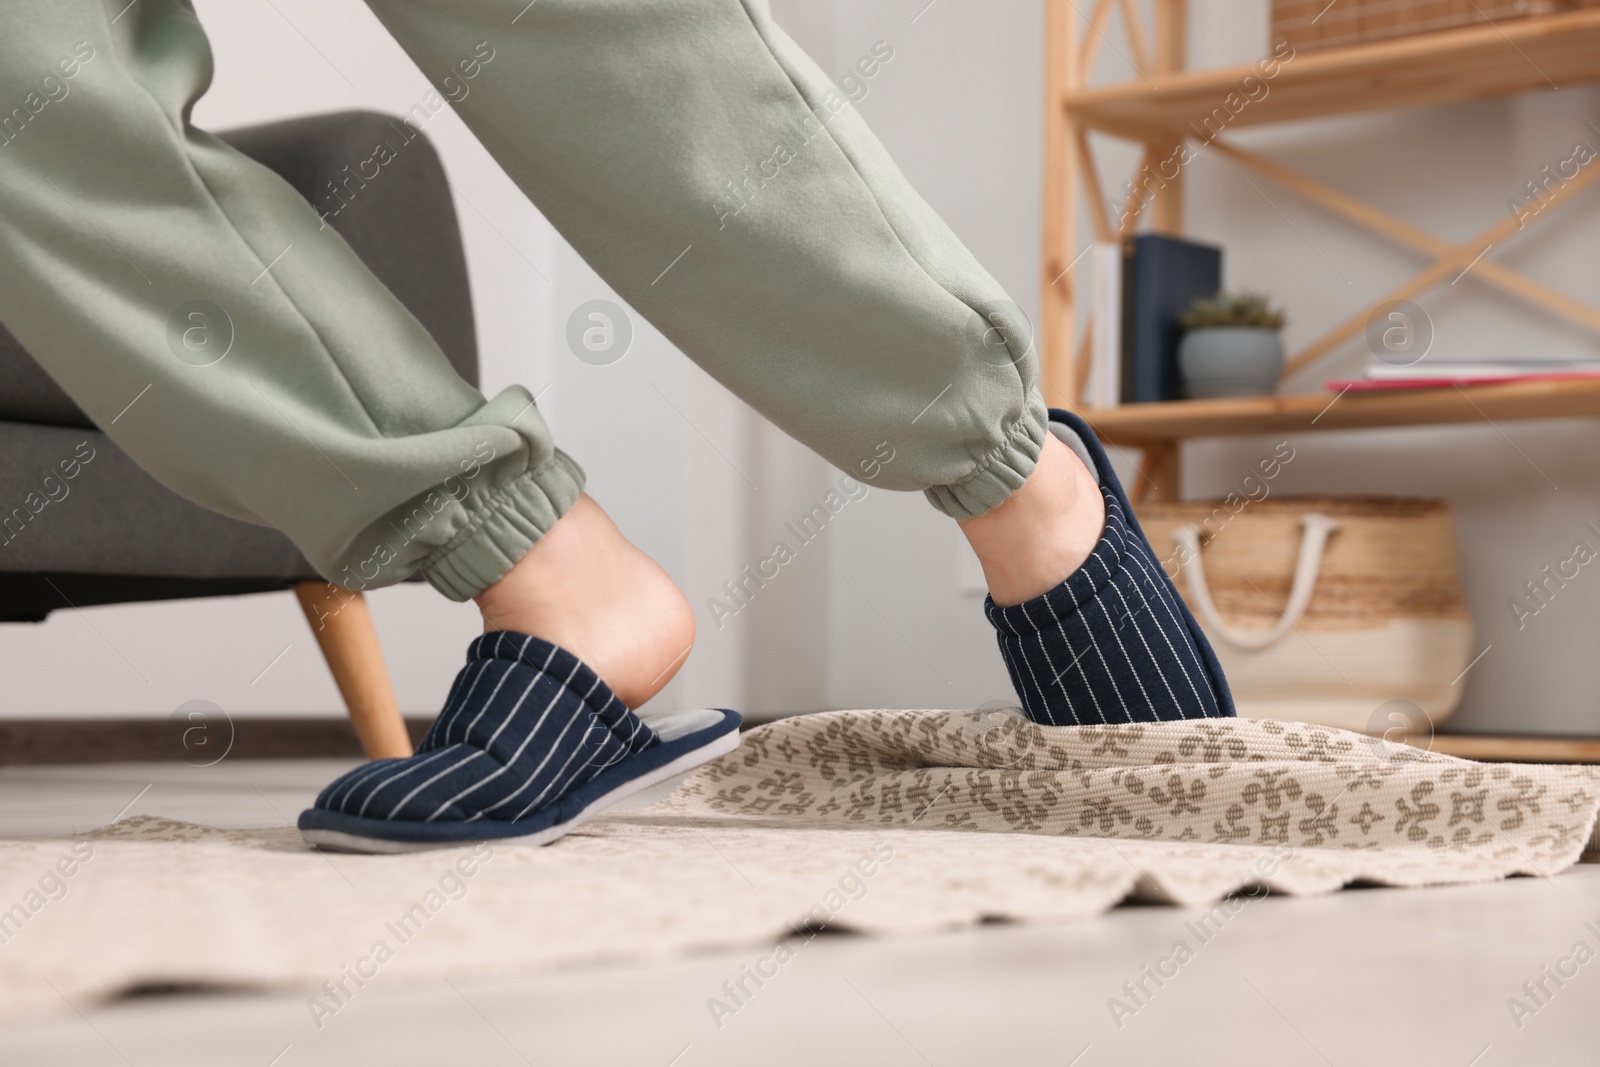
left=1178, top=326, right=1284, bottom=399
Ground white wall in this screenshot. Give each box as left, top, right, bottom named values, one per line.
left=812, top=0, right=1042, bottom=713
left=6, top=0, right=1598, bottom=737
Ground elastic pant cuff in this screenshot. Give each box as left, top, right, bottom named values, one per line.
left=422, top=449, right=586, bottom=602
left=921, top=394, right=1049, bottom=520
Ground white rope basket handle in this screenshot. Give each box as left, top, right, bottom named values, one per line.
left=1172, top=513, right=1340, bottom=651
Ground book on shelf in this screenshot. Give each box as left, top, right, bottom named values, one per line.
left=1327, top=359, right=1600, bottom=392
left=1086, top=242, right=1122, bottom=408
left=1118, top=235, right=1222, bottom=405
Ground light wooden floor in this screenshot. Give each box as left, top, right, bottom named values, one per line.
left=1, top=760, right=1597, bottom=1067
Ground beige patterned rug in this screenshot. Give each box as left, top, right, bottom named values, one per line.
left=2, top=710, right=1597, bottom=1023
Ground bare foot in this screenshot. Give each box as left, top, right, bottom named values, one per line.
left=473, top=495, right=695, bottom=709
left=958, top=432, right=1106, bottom=608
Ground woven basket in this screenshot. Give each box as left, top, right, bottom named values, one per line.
left=1137, top=497, right=1474, bottom=732
left=1270, top=0, right=1590, bottom=54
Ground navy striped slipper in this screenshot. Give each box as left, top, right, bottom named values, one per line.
left=983, top=408, right=1236, bottom=725
left=298, top=632, right=741, bottom=853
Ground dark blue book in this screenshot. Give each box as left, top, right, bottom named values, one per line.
left=1120, top=235, right=1222, bottom=403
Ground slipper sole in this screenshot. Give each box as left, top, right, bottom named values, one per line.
left=298, top=710, right=741, bottom=854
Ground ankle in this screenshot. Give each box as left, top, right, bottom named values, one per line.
left=959, top=433, right=1105, bottom=608
left=473, top=495, right=695, bottom=709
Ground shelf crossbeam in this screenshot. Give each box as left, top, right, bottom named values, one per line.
left=1280, top=156, right=1600, bottom=378
left=1203, top=136, right=1600, bottom=379
left=1077, top=0, right=1116, bottom=83
left=1116, top=0, right=1152, bottom=74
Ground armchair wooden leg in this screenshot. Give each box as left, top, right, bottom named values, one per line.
left=293, top=581, right=413, bottom=760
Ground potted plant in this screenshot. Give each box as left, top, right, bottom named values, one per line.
left=1176, top=292, right=1287, bottom=399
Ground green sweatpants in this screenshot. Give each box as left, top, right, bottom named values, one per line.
left=0, top=0, right=1047, bottom=600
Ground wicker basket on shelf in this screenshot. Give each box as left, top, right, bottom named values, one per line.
left=1137, top=497, right=1474, bottom=732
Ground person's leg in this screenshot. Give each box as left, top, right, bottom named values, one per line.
left=978, top=409, right=1233, bottom=724
left=6, top=0, right=1225, bottom=857
left=361, top=0, right=1047, bottom=518
left=0, top=0, right=690, bottom=708
left=4, top=0, right=728, bottom=851
left=361, top=0, right=1231, bottom=725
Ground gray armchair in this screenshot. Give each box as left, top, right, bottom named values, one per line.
left=0, top=111, right=479, bottom=757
